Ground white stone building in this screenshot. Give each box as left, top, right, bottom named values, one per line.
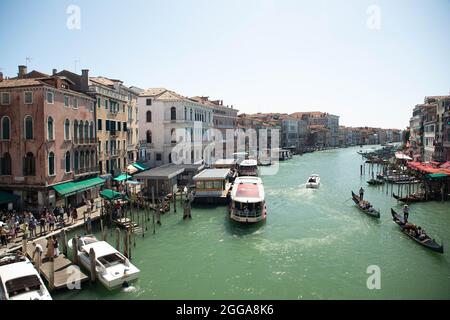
left=137, top=88, right=214, bottom=167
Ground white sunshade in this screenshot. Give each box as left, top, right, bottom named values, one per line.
left=127, top=165, right=138, bottom=174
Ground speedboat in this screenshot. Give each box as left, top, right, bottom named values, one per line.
left=68, top=235, right=140, bottom=290
left=0, top=253, right=52, bottom=300
left=306, top=174, right=320, bottom=188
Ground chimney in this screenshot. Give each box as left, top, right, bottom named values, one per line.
left=18, top=65, right=27, bottom=78
left=220, top=100, right=223, bottom=105
left=0, top=72, right=3, bottom=82
left=52, top=69, right=57, bottom=75
left=81, top=69, right=89, bottom=92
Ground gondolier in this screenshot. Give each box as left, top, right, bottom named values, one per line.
left=359, top=187, right=365, bottom=200
left=403, top=205, right=409, bottom=223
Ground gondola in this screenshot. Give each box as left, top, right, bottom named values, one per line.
left=391, top=209, right=444, bottom=254
left=351, top=191, right=380, bottom=218
left=367, top=179, right=384, bottom=186
left=392, top=193, right=426, bottom=203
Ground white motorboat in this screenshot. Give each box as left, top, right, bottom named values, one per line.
left=230, top=176, right=266, bottom=223
left=306, top=174, right=320, bottom=189
left=0, top=253, right=52, bottom=300
left=69, top=236, right=140, bottom=290
left=238, top=159, right=258, bottom=176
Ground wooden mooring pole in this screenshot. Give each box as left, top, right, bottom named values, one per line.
left=89, top=248, right=96, bottom=282
left=115, top=227, right=121, bottom=251
left=49, top=257, right=55, bottom=291
left=72, top=237, right=79, bottom=266
left=61, top=229, right=68, bottom=256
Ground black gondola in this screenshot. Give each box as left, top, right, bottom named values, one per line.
left=392, top=193, right=426, bottom=203
left=391, top=208, right=444, bottom=254
left=367, top=179, right=384, bottom=186
left=351, top=191, right=380, bottom=218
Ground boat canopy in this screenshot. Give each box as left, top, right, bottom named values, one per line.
left=193, top=169, right=230, bottom=181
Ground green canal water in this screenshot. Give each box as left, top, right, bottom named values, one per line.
left=55, top=146, right=450, bottom=300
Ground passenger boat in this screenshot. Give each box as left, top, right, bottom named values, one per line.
left=351, top=191, right=380, bottom=218
left=391, top=209, right=444, bottom=254
left=393, top=192, right=426, bottom=203
left=68, top=235, right=140, bottom=289
left=0, top=253, right=52, bottom=300
left=192, top=168, right=232, bottom=204
left=306, top=174, right=320, bottom=188
left=237, top=159, right=258, bottom=176
left=367, top=178, right=384, bottom=185
left=230, top=177, right=266, bottom=223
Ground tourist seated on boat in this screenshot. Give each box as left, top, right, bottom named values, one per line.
left=417, top=227, right=427, bottom=241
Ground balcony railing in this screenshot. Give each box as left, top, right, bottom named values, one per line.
left=139, top=140, right=154, bottom=149
left=73, top=137, right=98, bottom=145
left=75, top=166, right=99, bottom=175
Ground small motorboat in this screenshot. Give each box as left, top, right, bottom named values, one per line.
left=68, top=235, right=140, bottom=290
left=0, top=253, right=52, bottom=300
left=306, top=174, right=320, bottom=189
left=391, top=209, right=443, bottom=254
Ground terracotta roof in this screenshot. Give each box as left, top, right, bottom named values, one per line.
left=0, top=78, right=43, bottom=88
left=139, top=88, right=168, bottom=97
left=89, top=76, right=121, bottom=87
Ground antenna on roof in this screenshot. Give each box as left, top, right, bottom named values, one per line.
left=25, top=57, right=32, bottom=67
left=74, top=59, right=80, bottom=73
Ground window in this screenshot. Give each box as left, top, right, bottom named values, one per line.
left=64, top=119, right=70, bottom=140
left=171, top=107, right=176, bottom=120
left=105, top=99, right=108, bottom=110
left=65, top=151, right=71, bottom=173
left=123, top=122, right=127, bottom=132
left=78, top=121, right=83, bottom=140
left=117, top=122, right=121, bottom=131
left=24, top=116, right=33, bottom=139
left=146, top=111, right=152, bottom=122
left=73, top=98, right=78, bottom=109
left=146, top=98, right=152, bottom=106
left=80, top=151, right=85, bottom=169
left=24, top=91, right=33, bottom=104
left=47, top=117, right=54, bottom=140
left=47, top=91, right=54, bottom=104
left=1, top=92, right=10, bottom=105
left=106, top=120, right=110, bottom=131
left=156, top=153, right=162, bottom=161
left=73, top=120, right=78, bottom=140
left=98, top=119, right=102, bottom=131
left=146, top=130, right=152, bottom=144
left=91, top=151, right=95, bottom=170
left=23, top=152, right=35, bottom=176
left=0, top=152, right=12, bottom=175
left=74, top=151, right=79, bottom=171
left=171, top=128, right=176, bottom=143
left=84, top=121, right=89, bottom=139
left=1, top=116, right=10, bottom=140
left=48, top=152, right=55, bottom=176
left=64, top=95, right=70, bottom=107
left=89, top=101, right=94, bottom=112
left=89, top=122, right=94, bottom=139
left=97, top=98, right=101, bottom=108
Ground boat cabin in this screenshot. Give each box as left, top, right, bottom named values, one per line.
left=238, top=159, right=258, bottom=176
left=193, top=169, right=232, bottom=204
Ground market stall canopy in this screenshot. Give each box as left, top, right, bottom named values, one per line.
left=131, top=162, right=150, bottom=171
left=53, top=177, right=105, bottom=197
left=0, top=191, right=19, bottom=205
left=113, top=174, right=133, bottom=182
left=126, top=164, right=139, bottom=174
left=100, top=189, right=128, bottom=201
left=426, top=173, right=449, bottom=179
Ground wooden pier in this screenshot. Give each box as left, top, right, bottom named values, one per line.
left=26, top=238, right=88, bottom=290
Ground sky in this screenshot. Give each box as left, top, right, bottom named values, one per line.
left=0, top=0, right=449, bottom=129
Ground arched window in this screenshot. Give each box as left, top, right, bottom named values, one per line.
left=84, top=121, right=89, bottom=140
left=190, top=109, right=193, bottom=121
left=146, top=111, right=152, bottom=122
left=0, top=152, right=12, bottom=175
left=184, top=107, right=187, bottom=120
left=171, top=128, right=176, bottom=143
left=64, top=119, right=70, bottom=140
left=170, top=107, right=176, bottom=121
left=23, top=152, right=35, bottom=176
left=47, top=117, right=54, bottom=140
left=85, top=151, right=90, bottom=170
left=89, top=122, right=94, bottom=141
left=48, top=152, right=55, bottom=176
left=80, top=151, right=85, bottom=169
left=73, top=120, right=78, bottom=140
left=146, top=130, right=152, bottom=144
left=65, top=151, right=71, bottom=173
left=74, top=151, right=79, bottom=171
left=24, top=116, right=33, bottom=139
left=1, top=116, right=10, bottom=140
left=91, top=151, right=95, bottom=171
left=78, top=121, right=83, bottom=140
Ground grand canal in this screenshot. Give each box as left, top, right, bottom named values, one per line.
left=55, top=146, right=450, bottom=300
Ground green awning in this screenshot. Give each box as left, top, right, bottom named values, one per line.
left=0, top=191, right=18, bottom=205
left=100, top=189, right=127, bottom=201
left=53, top=177, right=105, bottom=197
left=132, top=162, right=149, bottom=171
left=426, top=173, right=449, bottom=179
left=113, top=174, right=132, bottom=182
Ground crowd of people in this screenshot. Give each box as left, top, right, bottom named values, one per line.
left=0, top=201, right=94, bottom=248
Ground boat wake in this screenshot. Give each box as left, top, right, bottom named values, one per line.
left=121, top=285, right=137, bottom=293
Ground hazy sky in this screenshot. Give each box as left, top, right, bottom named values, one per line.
left=1, top=0, right=449, bottom=129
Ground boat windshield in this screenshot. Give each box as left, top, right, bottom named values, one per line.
left=98, top=253, right=125, bottom=267
left=5, top=275, right=41, bottom=298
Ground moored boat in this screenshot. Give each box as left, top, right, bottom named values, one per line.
left=367, top=178, right=384, bottom=185
left=392, top=192, right=426, bottom=203
left=306, top=174, right=320, bottom=188
left=0, top=253, right=52, bottom=300
left=237, top=159, right=258, bottom=177
left=391, top=209, right=444, bottom=254
left=68, top=235, right=140, bottom=289
left=230, top=177, right=266, bottom=223
left=351, top=191, right=380, bottom=218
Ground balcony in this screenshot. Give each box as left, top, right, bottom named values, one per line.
left=139, top=140, right=154, bottom=149
left=73, top=137, right=98, bottom=146
left=75, top=166, right=99, bottom=175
